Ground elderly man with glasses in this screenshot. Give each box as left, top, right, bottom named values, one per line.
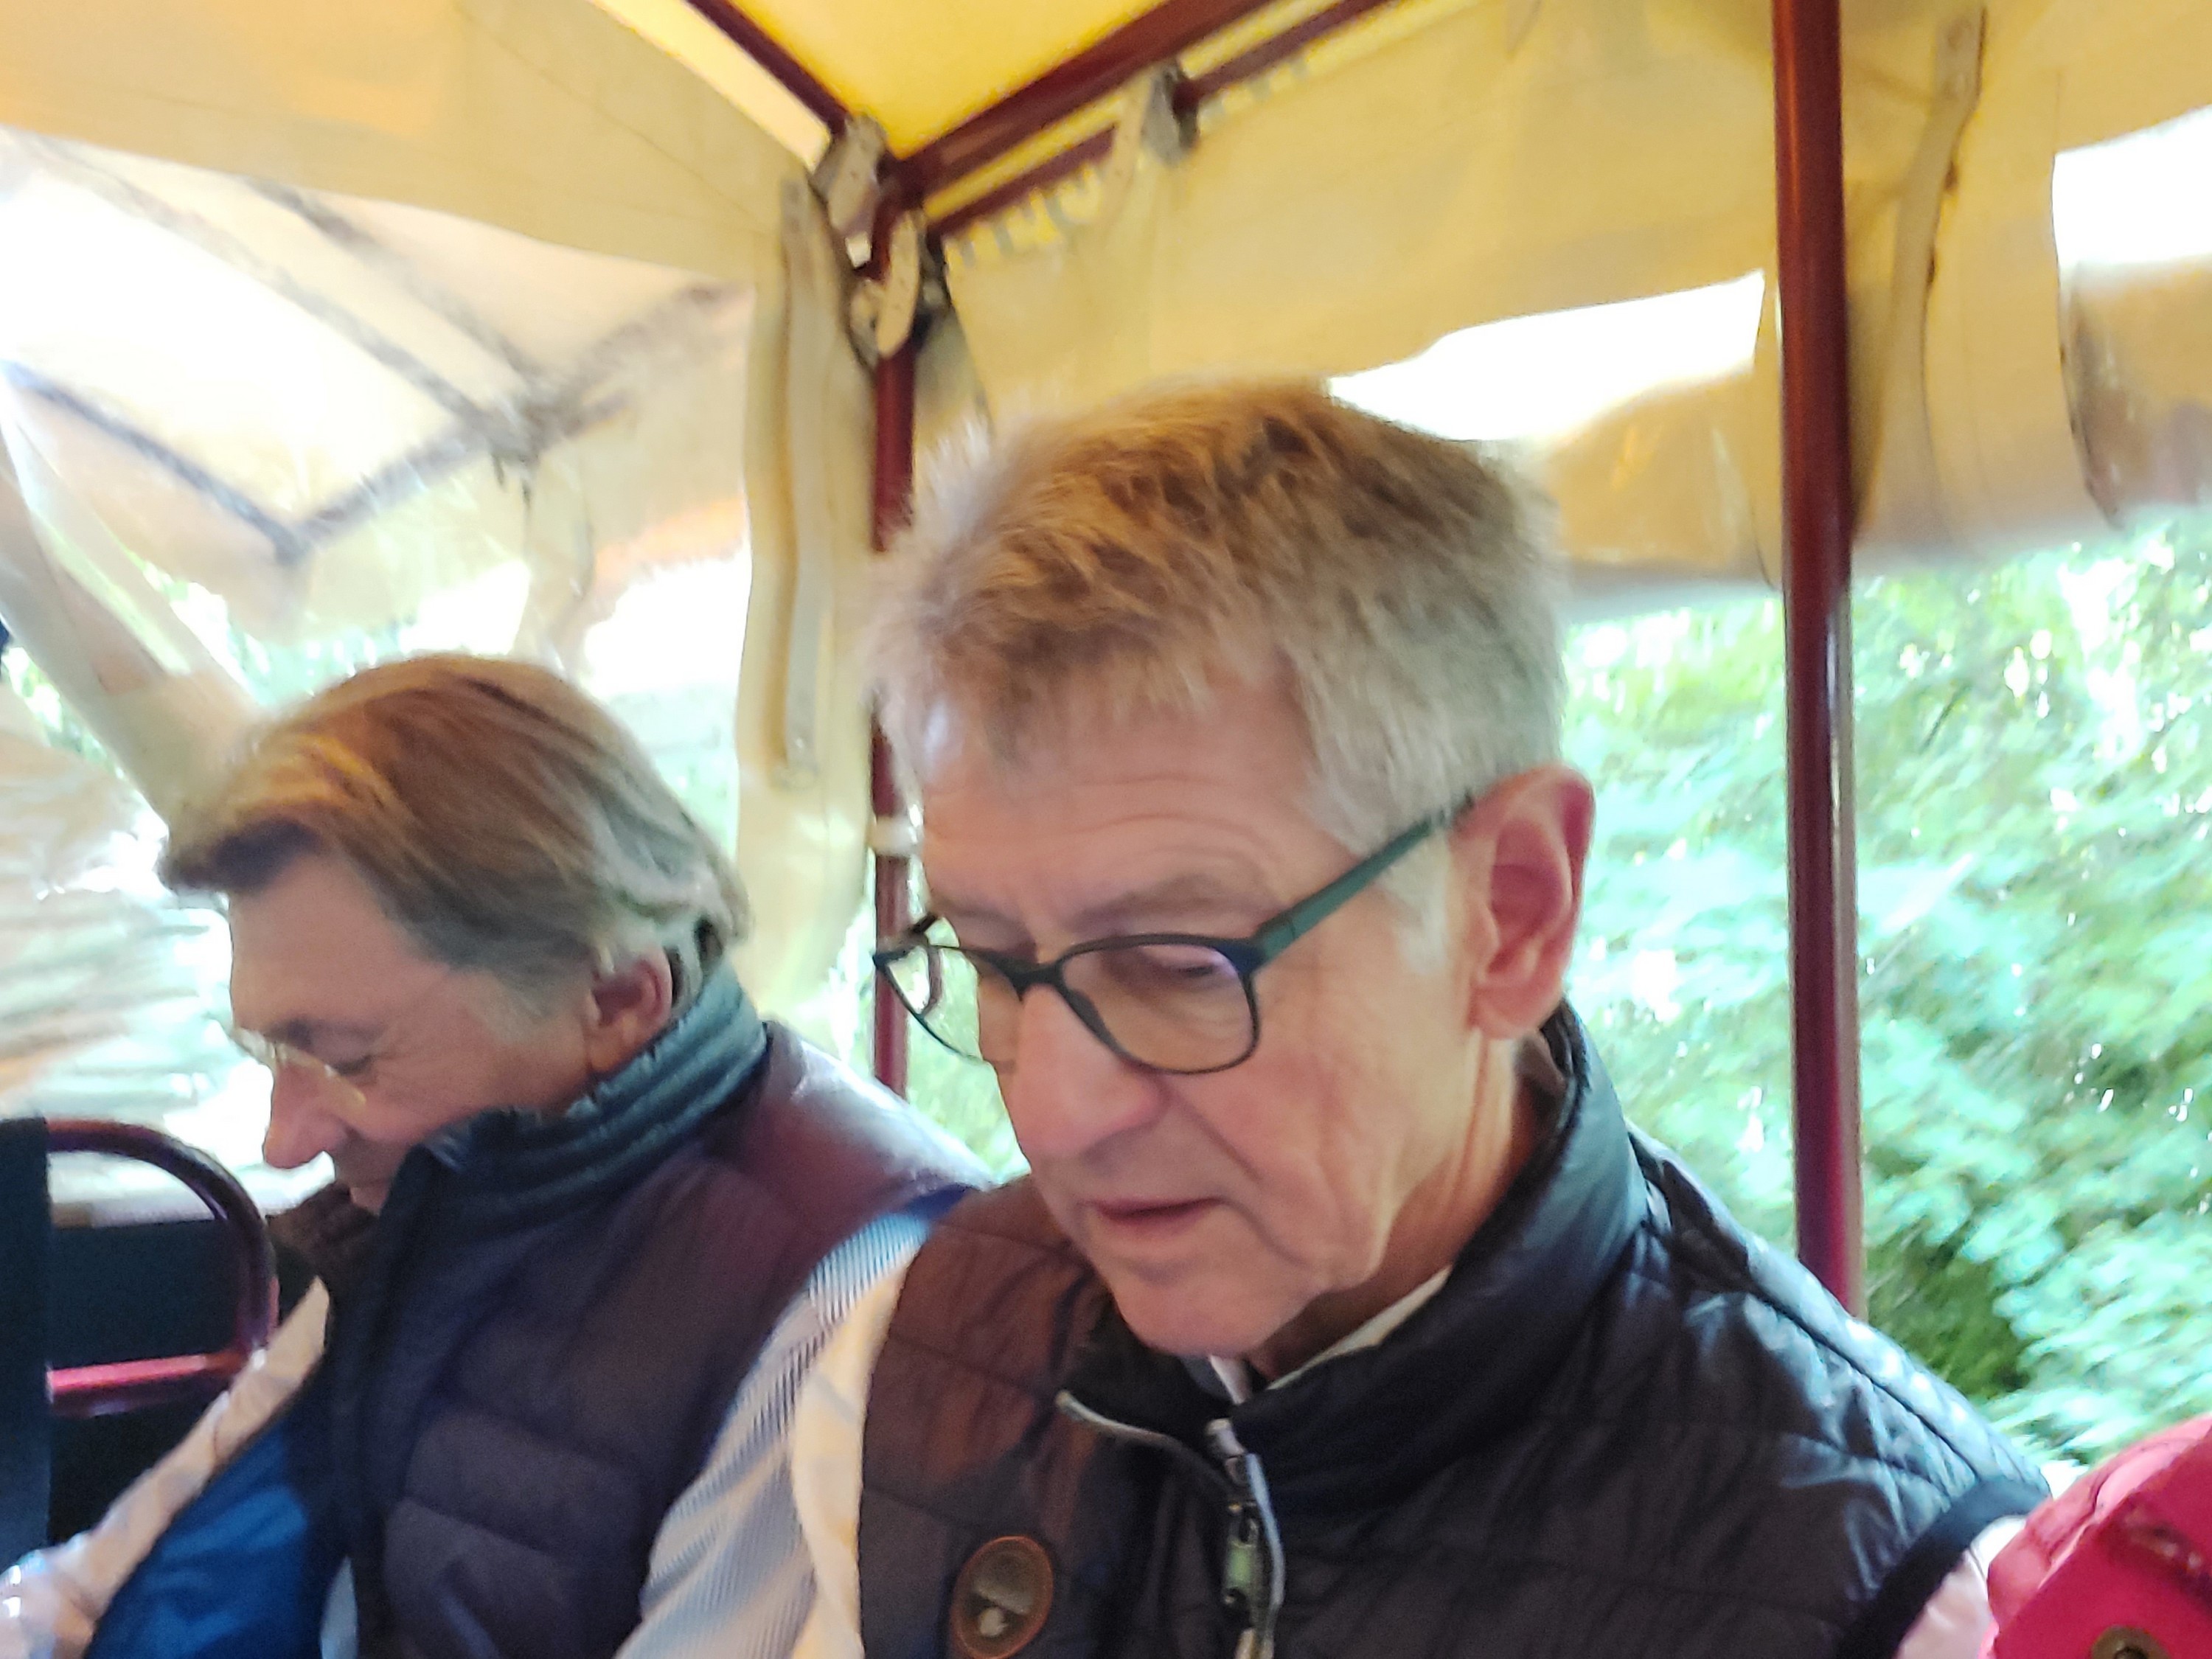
left=2, top=655, right=976, bottom=1659
left=789, top=381, right=2044, bottom=1659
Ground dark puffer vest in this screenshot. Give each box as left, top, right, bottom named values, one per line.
left=90, top=970, right=976, bottom=1659
left=859, top=1008, right=2045, bottom=1659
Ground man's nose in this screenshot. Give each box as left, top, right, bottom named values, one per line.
left=261, top=1065, right=349, bottom=1169
left=997, top=987, right=1164, bottom=1162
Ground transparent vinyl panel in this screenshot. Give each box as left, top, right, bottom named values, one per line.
left=0, top=125, right=757, bottom=1217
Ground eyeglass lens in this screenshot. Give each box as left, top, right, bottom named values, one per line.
left=228, top=1026, right=357, bottom=1093
left=888, top=940, right=1256, bottom=1074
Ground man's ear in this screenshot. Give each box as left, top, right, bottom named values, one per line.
left=1451, top=765, right=1595, bottom=1039
left=581, top=948, right=676, bottom=1077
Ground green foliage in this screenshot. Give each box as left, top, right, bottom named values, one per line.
left=895, top=1008, right=1029, bottom=1179
left=850, top=933, right=1027, bottom=1179
left=3, top=649, right=115, bottom=769
left=1573, top=528, right=2212, bottom=1459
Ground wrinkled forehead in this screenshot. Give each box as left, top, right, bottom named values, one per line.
left=902, top=646, right=1301, bottom=793
left=906, top=670, right=1341, bottom=928
left=223, top=850, right=443, bottom=1026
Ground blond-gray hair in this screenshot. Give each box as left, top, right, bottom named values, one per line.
left=161, top=653, right=748, bottom=1006
left=870, top=379, right=1565, bottom=873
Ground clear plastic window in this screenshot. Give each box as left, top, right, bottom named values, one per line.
left=0, top=125, right=755, bottom=1215
left=1573, top=535, right=2212, bottom=1459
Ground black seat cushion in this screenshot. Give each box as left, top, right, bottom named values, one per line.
left=0, top=1117, right=51, bottom=1565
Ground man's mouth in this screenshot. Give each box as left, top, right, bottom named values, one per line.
left=1087, top=1196, right=1220, bottom=1242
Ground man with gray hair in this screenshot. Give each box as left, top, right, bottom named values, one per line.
left=3, top=655, right=977, bottom=1659
left=789, top=381, right=2044, bottom=1658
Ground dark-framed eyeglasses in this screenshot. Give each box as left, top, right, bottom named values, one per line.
left=872, top=799, right=1466, bottom=1076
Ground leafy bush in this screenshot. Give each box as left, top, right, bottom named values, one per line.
left=1573, top=529, right=2212, bottom=1458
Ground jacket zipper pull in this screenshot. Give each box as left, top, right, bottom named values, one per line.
left=1206, top=1419, right=1284, bottom=1659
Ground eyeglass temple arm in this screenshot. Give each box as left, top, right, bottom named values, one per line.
left=1249, top=802, right=1465, bottom=962
left=874, top=922, right=1057, bottom=1001
left=874, top=914, right=940, bottom=964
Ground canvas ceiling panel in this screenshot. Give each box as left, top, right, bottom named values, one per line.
left=740, top=0, right=1162, bottom=150
left=2037, top=0, right=2212, bottom=153
left=1913, top=0, right=2212, bottom=566
left=333, top=199, right=707, bottom=369
left=583, top=0, right=829, bottom=164
left=947, top=0, right=1782, bottom=418
left=927, top=0, right=1806, bottom=594
left=0, top=0, right=796, bottom=284
left=4, top=139, right=521, bottom=410
left=945, top=0, right=1976, bottom=400
left=2044, top=15, right=2212, bottom=535
left=19, top=131, right=712, bottom=388
left=942, top=0, right=2212, bottom=580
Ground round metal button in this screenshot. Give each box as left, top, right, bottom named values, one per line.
left=950, top=1534, right=1055, bottom=1659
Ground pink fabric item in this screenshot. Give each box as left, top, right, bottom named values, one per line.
left=1985, top=1416, right=2212, bottom=1658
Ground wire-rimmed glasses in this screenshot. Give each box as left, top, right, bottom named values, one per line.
left=225, top=1026, right=369, bottom=1102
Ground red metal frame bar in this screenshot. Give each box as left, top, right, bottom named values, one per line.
left=46, top=1120, right=278, bottom=1419
left=869, top=724, right=911, bottom=1093
left=681, top=0, right=1407, bottom=236
left=684, top=0, right=852, bottom=132
left=902, top=0, right=1296, bottom=201
left=931, top=0, right=1401, bottom=237
left=1177, top=0, right=1399, bottom=104
left=935, top=131, right=1116, bottom=240
left=1772, top=0, right=1864, bottom=1312
left=686, top=0, right=1404, bottom=212
left=870, top=201, right=919, bottom=1094
left=49, top=1354, right=249, bottom=1421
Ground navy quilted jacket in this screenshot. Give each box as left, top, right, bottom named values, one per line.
left=90, top=971, right=975, bottom=1659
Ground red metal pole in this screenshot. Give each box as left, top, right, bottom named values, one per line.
left=684, top=0, right=851, bottom=132
left=1772, top=0, right=1864, bottom=1311
left=869, top=726, right=910, bottom=1093
left=869, top=204, right=918, bottom=1093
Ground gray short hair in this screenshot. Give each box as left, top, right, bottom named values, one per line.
left=162, top=653, right=748, bottom=1009
left=870, top=380, right=1566, bottom=892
